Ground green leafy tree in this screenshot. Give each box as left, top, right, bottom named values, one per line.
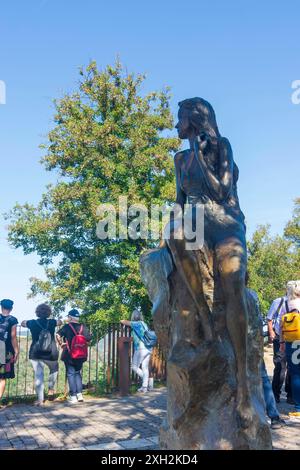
left=7, top=61, right=179, bottom=331
left=247, top=223, right=300, bottom=314
left=285, top=198, right=300, bottom=247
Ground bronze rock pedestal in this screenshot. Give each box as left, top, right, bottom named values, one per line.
left=140, top=245, right=272, bottom=450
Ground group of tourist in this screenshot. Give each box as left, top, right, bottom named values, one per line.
left=0, top=300, right=154, bottom=410
left=247, top=279, right=300, bottom=429
left=2, top=282, right=300, bottom=426
left=0, top=301, right=92, bottom=408
left=267, top=280, right=300, bottom=414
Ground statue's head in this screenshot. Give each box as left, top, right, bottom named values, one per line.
left=176, top=97, right=219, bottom=140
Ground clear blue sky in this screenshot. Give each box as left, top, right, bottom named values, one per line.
left=0, top=0, right=300, bottom=320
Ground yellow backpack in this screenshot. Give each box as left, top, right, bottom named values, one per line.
left=281, top=311, right=300, bottom=342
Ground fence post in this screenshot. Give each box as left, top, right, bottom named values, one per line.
left=106, top=326, right=112, bottom=393
left=117, top=336, right=132, bottom=396
left=88, top=327, right=92, bottom=389
left=112, top=324, right=116, bottom=390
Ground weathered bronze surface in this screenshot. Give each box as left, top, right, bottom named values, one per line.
left=140, top=98, right=272, bottom=449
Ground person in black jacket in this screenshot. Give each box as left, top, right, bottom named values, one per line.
left=56, top=309, right=91, bottom=404
left=21, top=304, right=62, bottom=405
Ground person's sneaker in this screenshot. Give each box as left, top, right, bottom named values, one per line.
left=148, top=378, right=154, bottom=391
left=289, top=411, right=300, bottom=417
left=67, top=395, right=78, bottom=404
left=278, top=417, right=286, bottom=425
left=47, top=390, right=55, bottom=402
left=270, top=417, right=286, bottom=429
left=33, top=400, right=45, bottom=407
left=77, top=393, right=84, bottom=402
left=137, top=387, right=148, bottom=393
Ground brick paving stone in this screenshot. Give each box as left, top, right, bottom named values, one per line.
left=119, top=438, right=154, bottom=449
left=0, top=439, right=12, bottom=448
left=147, top=436, right=159, bottom=445
left=11, top=440, right=25, bottom=447
left=85, top=442, right=123, bottom=450
left=21, top=440, right=40, bottom=447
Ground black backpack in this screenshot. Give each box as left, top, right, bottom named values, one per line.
left=34, top=320, right=52, bottom=355
left=0, top=316, right=10, bottom=365
left=0, top=316, right=9, bottom=342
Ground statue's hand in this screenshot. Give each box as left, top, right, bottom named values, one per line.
left=195, top=132, right=210, bottom=154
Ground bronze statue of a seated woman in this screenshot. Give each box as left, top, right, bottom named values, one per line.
left=166, top=97, right=251, bottom=423
left=141, top=97, right=272, bottom=447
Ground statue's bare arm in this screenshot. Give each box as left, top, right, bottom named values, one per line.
left=194, top=136, right=233, bottom=203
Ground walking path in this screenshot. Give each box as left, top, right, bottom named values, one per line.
left=0, top=347, right=299, bottom=450
left=0, top=390, right=165, bottom=450
left=264, top=345, right=300, bottom=450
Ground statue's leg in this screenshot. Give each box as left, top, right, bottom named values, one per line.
left=166, top=235, right=214, bottom=342
left=215, top=236, right=252, bottom=425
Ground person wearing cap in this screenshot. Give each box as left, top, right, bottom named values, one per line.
left=0, top=299, right=19, bottom=409
left=279, top=282, right=300, bottom=417
left=56, top=309, right=91, bottom=404
left=21, top=304, right=62, bottom=406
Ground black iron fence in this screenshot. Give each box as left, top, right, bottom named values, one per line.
left=4, top=323, right=166, bottom=400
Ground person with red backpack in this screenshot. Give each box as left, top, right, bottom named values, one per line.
left=56, top=309, right=91, bottom=404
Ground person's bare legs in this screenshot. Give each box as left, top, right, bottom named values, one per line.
left=216, top=236, right=252, bottom=425
left=167, top=217, right=252, bottom=423
left=167, top=235, right=214, bottom=341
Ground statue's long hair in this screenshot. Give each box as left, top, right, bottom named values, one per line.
left=178, top=97, right=220, bottom=140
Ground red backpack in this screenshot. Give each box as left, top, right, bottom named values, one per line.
left=66, top=324, right=88, bottom=360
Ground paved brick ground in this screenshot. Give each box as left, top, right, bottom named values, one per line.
left=0, top=390, right=166, bottom=450
left=0, top=348, right=299, bottom=450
